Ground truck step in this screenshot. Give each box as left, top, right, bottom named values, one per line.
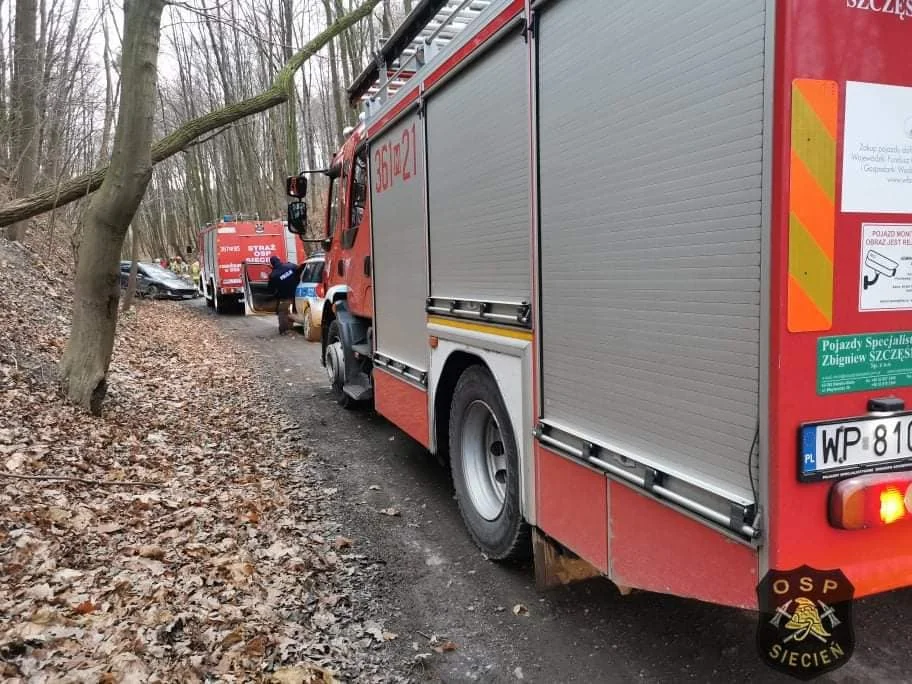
left=343, top=381, right=373, bottom=402
left=351, top=342, right=372, bottom=357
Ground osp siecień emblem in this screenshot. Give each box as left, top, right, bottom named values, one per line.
left=756, top=565, right=854, bottom=680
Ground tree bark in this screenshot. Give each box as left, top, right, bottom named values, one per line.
left=7, top=0, right=39, bottom=242
left=0, top=0, right=379, bottom=229
left=58, top=0, right=166, bottom=414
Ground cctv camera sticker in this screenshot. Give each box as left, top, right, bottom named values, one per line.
left=859, top=223, right=912, bottom=312
left=842, top=81, right=912, bottom=214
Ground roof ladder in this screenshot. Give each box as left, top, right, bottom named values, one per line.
left=348, top=0, right=493, bottom=117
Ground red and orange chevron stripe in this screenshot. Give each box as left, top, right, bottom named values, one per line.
left=788, top=79, right=838, bottom=333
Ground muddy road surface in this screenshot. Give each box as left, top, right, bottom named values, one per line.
left=198, top=301, right=911, bottom=683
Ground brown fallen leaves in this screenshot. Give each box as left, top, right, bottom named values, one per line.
left=0, top=238, right=401, bottom=682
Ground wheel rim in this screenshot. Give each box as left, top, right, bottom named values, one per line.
left=149, top=286, right=159, bottom=298
left=460, top=400, right=507, bottom=521
left=325, top=330, right=344, bottom=387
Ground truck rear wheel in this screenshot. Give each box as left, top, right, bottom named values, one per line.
left=214, top=288, right=237, bottom=315
left=449, top=365, right=530, bottom=561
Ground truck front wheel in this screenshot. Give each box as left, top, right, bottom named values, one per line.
left=449, top=365, right=530, bottom=561
left=324, top=320, right=353, bottom=408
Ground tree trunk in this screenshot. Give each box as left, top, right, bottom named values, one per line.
left=0, top=0, right=380, bottom=228
left=59, top=0, right=166, bottom=414
left=98, top=9, right=115, bottom=162
left=323, top=0, right=346, bottom=148
left=121, top=224, right=139, bottom=313
left=282, top=0, right=298, bottom=175
left=7, top=0, right=39, bottom=242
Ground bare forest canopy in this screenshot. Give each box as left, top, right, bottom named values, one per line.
left=0, top=0, right=412, bottom=257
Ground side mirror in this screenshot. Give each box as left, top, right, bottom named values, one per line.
left=286, top=174, right=308, bottom=198
left=322, top=237, right=332, bottom=251
left=287, top=201, right=308, bottom=234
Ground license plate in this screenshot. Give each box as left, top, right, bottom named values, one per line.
left=799, top=412, right=912, bottom=482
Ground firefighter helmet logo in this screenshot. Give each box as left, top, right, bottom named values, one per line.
left=756, top=566, right=854, bottom=680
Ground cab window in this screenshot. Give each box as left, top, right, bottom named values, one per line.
left=326, top=164, right=343, bottom=239
left=342, top=146, right=368, bottom=250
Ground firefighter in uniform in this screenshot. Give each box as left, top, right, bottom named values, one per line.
left=191, top=260, right=201, bottom=290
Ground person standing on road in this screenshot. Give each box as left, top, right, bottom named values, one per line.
left=268, top=255, right=298, bottom=335
left=191, top=259, right=201, bottom=290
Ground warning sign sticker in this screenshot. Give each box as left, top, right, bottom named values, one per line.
left=859, top=223, right=912, bottom=312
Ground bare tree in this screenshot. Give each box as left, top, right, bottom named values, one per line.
left=43, top=0, right=381, bottom=413
left=6, top=0, right=38, bottom=241
left=59, top=0, right=167, bottom=413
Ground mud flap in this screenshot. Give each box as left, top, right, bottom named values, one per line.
left=242, top=263, right=278, bottom=315
left=532, top=529, right=601, bottom=591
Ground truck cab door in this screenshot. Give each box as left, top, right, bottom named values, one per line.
left=242, top=262, right=278, bottom=315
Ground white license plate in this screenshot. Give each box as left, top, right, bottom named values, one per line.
left=800, top=412, right=912, bottom=482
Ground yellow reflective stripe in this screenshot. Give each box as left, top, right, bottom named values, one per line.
left=788, top=213, right=834, bottom=317
left=791, top=86, right=836, bottom=202
left=427, top=315, right=533, bottom=341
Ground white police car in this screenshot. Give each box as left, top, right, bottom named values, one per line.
left=292, top=253, right=325, bottom=341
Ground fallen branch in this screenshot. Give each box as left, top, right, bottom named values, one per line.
left=182, top=125, right=234, bottom=151
left=0, top=472, right=161, bottom=487
left=0, top=0, right=380, bottom=228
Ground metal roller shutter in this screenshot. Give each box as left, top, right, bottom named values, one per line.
left=426, top=35, right=530, bottom=305
left=538, top=0, right=768, bottom=502
left=371, top=111, right=429, bottom=372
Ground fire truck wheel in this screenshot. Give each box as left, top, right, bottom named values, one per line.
left=205, top=281, right=214, bottom=308
left=449, top=365, right=530, bottom=561
left=214, top=288, right=230, bottom=315
left=325, top=320, right=353, bottom=408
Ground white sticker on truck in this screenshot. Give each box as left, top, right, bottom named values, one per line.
left=859, top=223, right=912, bottom=311
left=842, top=81, right=912, bottom=214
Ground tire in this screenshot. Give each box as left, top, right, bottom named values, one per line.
left=303, top=304, right=320, bottom=342
left=147, top=285, right=160, bottom=300
left=449, top=365, right=530, bottom=561
left=324, top=320, right=354, bottom=408
left=214, top=288, right=226, bottom=314
left=205, top=281, right=214, bottom=308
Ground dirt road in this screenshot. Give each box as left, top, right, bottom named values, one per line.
left=201, top=302, right=911, bottom=684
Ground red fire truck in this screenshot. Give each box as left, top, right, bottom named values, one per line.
left=199, top=216, right=300, bottom=314
left=285, top=0, right=912, bottom=609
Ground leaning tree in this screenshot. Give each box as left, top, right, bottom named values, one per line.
left=0, top=0, right=381, bottom=413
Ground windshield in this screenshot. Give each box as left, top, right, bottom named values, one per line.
left=141, top=263, right=181, bottom=279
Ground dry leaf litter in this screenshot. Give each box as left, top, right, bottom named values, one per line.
left=0, top=236, right=406, bottom=683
